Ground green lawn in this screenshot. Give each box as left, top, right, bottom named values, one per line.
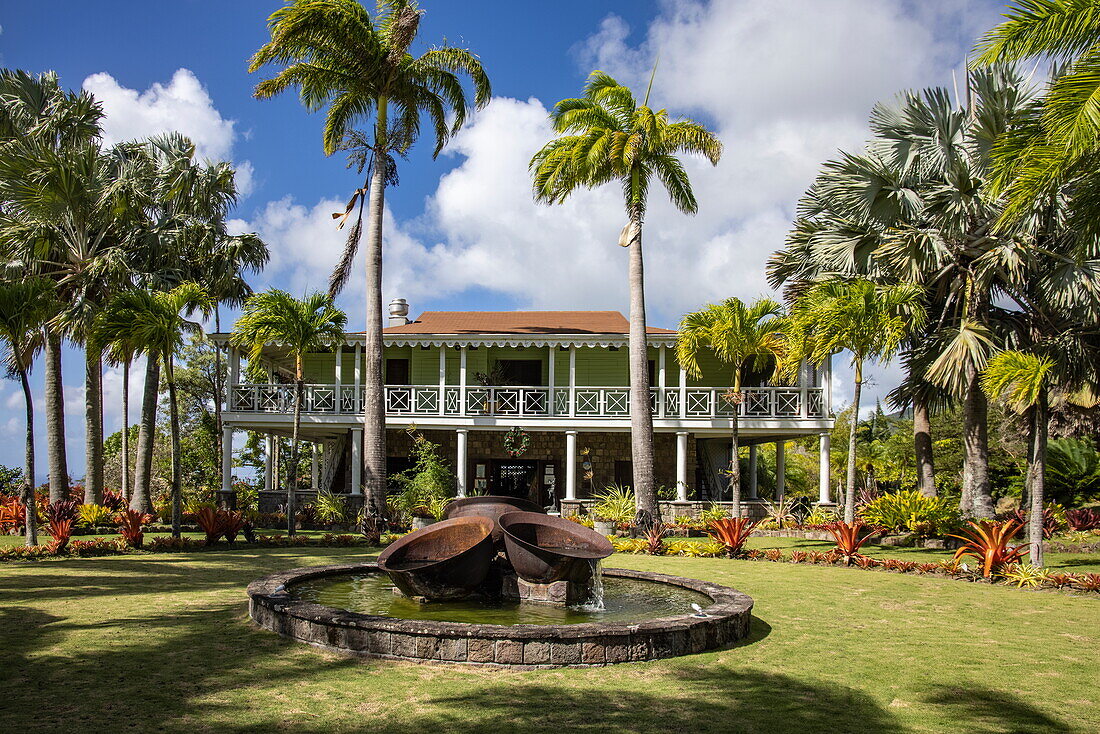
left=1, top=547, right=1097, bottom=733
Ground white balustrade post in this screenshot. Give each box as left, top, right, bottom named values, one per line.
left=438, top=344, right=447, bottom=416
left=775, top=440, right=786, bottom=501
left=748, top=444, right=759, bottom=499
left=565, top=430, right=577, bottom=500
left=460, top=346, right=468, bottom=416
left=354, top=342, right=362, bottom=412
left=456, top=429, right=468, bottom=497
left=818, top=433, right=831, bottom=504
left=351, top=428, right=363, bottom=495
left=679, top=361, right=687, bottom=418
left=568, top=346, right=576, bottom=417
left=675, top=431, right=688, bottom=501
left=547, top=345, right=555, bottom=416
left=799, top=360, right=809, bottom=419
left=658, top=345, right=667, bottom=418
left=334, top=343, right=342, bottom=414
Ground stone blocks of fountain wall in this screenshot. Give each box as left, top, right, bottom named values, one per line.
left=247, top=563, right=755, bottom=668
left=501, top=574, right=588, bottom=605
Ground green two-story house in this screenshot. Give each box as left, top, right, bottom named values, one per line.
left=212, top=299, right=835, bottom=516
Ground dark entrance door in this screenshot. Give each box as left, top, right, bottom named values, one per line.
left=491, top=459, right=538, bottom=500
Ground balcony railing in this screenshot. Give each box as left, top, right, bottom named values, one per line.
left=228, top=384, right=827, bottom=420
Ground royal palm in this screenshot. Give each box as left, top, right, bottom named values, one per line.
left=676, top=298, right=785, bottom=517
left=531, top=70, right=722, bottom=523
left=231, top=290, right=347, bottom=536
left=248, top=0, right=490, bottom=518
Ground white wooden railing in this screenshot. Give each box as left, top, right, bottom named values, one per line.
left=229, top=384, right=827, bottom=420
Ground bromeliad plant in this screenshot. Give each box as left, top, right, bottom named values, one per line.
left=116, top=508, right=151, bottom=549
left=825, top=520, right=873, bottom=564
left=195, top=507, right=226, bottom=546
left=706, top=517, right=759, bottom=556
left=76, top=503, right=114, bottom=527
left=950, top=519, right=1029, bottom=578
left=590, top=485, right=637, bottom=525
left=644, top=522, right=669, bottom=555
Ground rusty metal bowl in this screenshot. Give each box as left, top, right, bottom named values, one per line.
left=498, top=511, right=614, bottom=585
left=377, top=516, right=495, bottom=601
left=443, top=495, right=545, bottom=544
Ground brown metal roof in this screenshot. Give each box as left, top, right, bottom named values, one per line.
left=382, top=311, right=676, bottom=335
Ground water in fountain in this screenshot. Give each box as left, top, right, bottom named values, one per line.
left=578, top=559, right=605, bottom=611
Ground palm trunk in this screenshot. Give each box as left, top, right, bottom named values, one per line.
left=167, top=356, right=182, bottom=538
left=1027, top=393, right=1048, bottom=567
left=627, top=189, right=656, bottom=528
left=121, top=359, right=130, bottom=500
left=19, top=368, right=37, bottom=547
left=362, top=99, right=389, bottom=517
left=913, top=398, right=936, bottom=497
left=44, top=330, right=68, bottom=503
left=728, top=412, right=742, bottom=518
left=288, top=371, right=304, bottom=538
left=962, top=366, right=993, bottom=518
left=84, top=343, right=104, bottom=505
left=844, top=361, right=863, bottom=523
left=131, top=355, right=160, bottom=514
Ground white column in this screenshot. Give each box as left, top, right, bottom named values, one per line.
left=547, top=345, right=556, bottom=416
left=220, top=425, right=233, bottom=495
left=354, top=342, right=362, bottom=412
left=799, top=360, right=809, bottom=419
left=748, top=444, right=759, bottom=499
left=565, top=430, right=577, bottom=500
left=568, top=346, right=576, bottom=417
left=456, top=429, right=468, bottom=497
left=823, top=354, right=833, bottom=414
left=227, top=347, right=240, bottom=410
left=438, top=345, right=447, bottom=416
left=775, top=440, right=786, bottom=501
left=264, top=435, right=274, bottom=494
left=679, top=360, right=687, bottom=418
left=460, top=346, right=468, bottom=416
left=675, top=431, right=688, bottom=501
left=818, top=433, right=831, bottom=503
left=334, top=343, right=342, bottom=414
left=310, top=444, right=319, bottom=489
left=351, top=428, right=363, bottom=495
left=657, top=345, right=667, bottom=418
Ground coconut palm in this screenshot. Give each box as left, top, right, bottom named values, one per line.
left=786, top=279, right=926, bottom=522
left=0, top=70, right=102, bottom=502
left=248, top=0, right=490, bottom=518
left=0, top=277, right=55, bottom=545
left=231, top=290, right=347, bottom=536
left=98, top=284, right=214, bottom=536
left=676, top=297, right=785, bottom=517
left=531, top=70, right=722, bottom=524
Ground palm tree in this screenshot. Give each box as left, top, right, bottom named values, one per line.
left=231, top=290, right=347, bottom=536
left=0, top=70, right=102, bottom=503
left=531, top=70, right=722, bottom=524
left=248, top=0, right=490, bottom=518
left=98, top=284, right=214, bottom=536
left=787, top=279, right=926, bottom=522
left=0, top=278, right=55, bottom=545
left=973, top=1, right=1100, bottom=231
left=676, top=297, right=785, bottom=517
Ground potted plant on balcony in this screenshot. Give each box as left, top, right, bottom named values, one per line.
left=472, top=362, right=514, bottom=413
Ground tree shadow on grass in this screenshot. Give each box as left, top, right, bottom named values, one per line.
left=923, top=685, right=1074, bottom=734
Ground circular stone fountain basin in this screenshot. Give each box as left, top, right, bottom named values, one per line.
left=247, top=563, right=754, bottom=667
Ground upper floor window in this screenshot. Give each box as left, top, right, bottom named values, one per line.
left=497, top=359, right=542, bottom=386
left=385, top=358, right=410, bottom=385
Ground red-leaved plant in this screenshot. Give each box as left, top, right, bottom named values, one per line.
left=1066, top=508, right=1100, bottom=531
left=116, top=509, right=151, bottom=549
left=221, top=511, right=246, bottom=545
left=46, top=518, right=73, bottom=553
left=195, top=507, right=226, bottom=546
left=706, top=517, right=759, bottom=556
left=949, top=520, right=1029, bottom=578
left=643, top=522, right=668, bottom=556
left=825, top=520, right=872, bottom=565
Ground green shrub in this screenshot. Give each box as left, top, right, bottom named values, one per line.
left=76, top=503, right=114, bottom=527
left=388, top=434, right=455, bottom=523
left=859, top=490, right=961, bottom=535
left=698, top=504, right=730, bottom=525
left=1045, top=438, right=1100, bottom=506
left=314, top=489, right=349, bottom=523
left=590, top=485, right=636, bottom=524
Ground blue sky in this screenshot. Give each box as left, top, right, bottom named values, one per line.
left=0, top=0, right=1005, bottom=481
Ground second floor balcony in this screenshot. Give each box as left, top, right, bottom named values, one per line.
left=227, top=383, right=828, bottom=420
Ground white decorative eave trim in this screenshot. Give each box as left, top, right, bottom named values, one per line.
left=208, top=331, right=678, bottom=349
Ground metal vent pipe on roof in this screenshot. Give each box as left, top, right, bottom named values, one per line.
left=388, top=298, right=410, bottom=326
